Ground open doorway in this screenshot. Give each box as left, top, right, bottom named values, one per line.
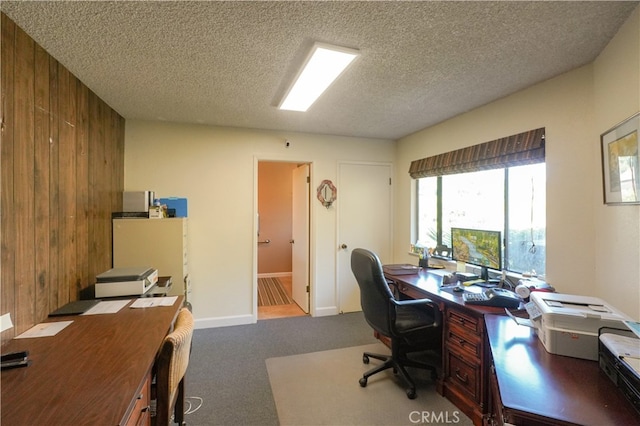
left=257, top=161, right=310, bottom=320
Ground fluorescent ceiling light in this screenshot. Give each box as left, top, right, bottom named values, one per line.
left=279, top=43, right=359, bottom=112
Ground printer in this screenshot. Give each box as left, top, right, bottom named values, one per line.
left=95, top=266, right=158, bottom=298
left=529, top=292, right=632, bottom=361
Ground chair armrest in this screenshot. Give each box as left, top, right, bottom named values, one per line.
left=386, top=279, right=401, bottom=299
left=391, top=298, right=442, bottom=327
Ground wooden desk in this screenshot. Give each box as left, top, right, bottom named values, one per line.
left=385, top=269, right=508, bottom=425
left=1, top=297, right=183, bottom=425
left=485, top=314, right=639, bottom=425
left=386, top=269, right=639, bottom=425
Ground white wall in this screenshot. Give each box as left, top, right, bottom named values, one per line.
left=124, top=122, right=394, bottom=327
left=394, top=6, right=640, bottom=318
left=593, top=7, right=640, bottom=318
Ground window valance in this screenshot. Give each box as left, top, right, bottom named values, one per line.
left=408, top=127, right=545, bottom=179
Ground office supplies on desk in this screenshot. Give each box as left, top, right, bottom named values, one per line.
left=83, top=299, right=130, bottom=315
left=49, top=299, right=100, bottom=317
left=382, top=264, right=420, bottom=275
left=15, top=321, right=73, bottom=339
left=463, top=288, right=521, bottom=308
left=455, top=272, right=480, bottom=282
left=463, top=278, right=498, bottom=287
left=130, top=296, right=178, bottom=308
left=95, top=266, right=158, bottom=298
left=530, top=292, right=632, bottom=360
left=599, top=331, right=640, bottom=415
left=1, top=351, right=29, bottom=370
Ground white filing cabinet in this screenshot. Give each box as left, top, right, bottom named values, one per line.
left=112, top=218, right=189, bottom=301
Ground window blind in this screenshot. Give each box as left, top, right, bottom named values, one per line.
left=408, top=128, right=545, bottom=179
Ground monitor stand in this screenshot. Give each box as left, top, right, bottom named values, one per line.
left=480, top=266, right=489, bottom=281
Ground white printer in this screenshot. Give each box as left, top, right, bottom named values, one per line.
left=95, top=266, right=158, bottom=298
left=530, top=292, right=632, bottom=361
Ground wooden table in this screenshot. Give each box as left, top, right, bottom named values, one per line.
left=1, top=296, right=183, bottom=425
left=485, top=313, right=639, bottom=425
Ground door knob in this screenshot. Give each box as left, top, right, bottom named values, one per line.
left=341, top=244, right=348, bottom=249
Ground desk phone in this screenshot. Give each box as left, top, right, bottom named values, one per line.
left=463, top=288, right=521, bottom=309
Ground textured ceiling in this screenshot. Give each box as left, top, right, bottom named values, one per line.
left=1, top=1, right=638, bottom=140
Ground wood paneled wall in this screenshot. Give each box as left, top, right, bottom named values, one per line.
left=1, top=13, right=125, bottom=344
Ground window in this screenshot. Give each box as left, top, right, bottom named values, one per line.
left=416, top=163, right=545, bottom=275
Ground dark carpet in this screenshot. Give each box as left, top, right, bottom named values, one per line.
left=184, top=312, right=379, bottom=425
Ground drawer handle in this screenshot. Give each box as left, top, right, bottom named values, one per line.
left=455, top=368, right=469, bottom=383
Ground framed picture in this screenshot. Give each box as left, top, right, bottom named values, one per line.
left=601, top=112, right=640, bottom=205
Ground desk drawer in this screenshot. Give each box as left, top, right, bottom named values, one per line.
left=125, top=374, right=151, bottom=426
left=447, top=327, right=481, bottom=359
left=447, top=350, right=481, bottom=403
left=447, top=308, right=481, bottom=334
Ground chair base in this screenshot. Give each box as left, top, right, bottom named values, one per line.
left=358, top=350, right=437, bottom=399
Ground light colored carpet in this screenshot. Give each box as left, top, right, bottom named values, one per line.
left=266, top=343, right=473, bottom=426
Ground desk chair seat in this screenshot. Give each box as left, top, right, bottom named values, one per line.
left=153, top=307, right=194, bottom=426
left=351, top=248, right=442, bottom=399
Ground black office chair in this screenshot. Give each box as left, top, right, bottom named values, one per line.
left=351, top=248, right=442, bottom=399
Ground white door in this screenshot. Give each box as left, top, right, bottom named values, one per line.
left=338, top=162, right=392, bottom=313
left=292, top=164, right=310, bottom=313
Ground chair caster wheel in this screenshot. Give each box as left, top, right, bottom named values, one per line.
left=362, top=355, right=369, bottom=364
left=359, top=377, right=368, bottom=387
left=406, top=389, right=417, bottom=399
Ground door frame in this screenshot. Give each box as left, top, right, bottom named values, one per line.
left=253, top=156, right=315, bottom=321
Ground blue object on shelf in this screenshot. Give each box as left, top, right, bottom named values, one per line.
left=159, top=197, right=188, bottom=217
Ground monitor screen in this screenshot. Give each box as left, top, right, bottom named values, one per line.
left=451, top=227, right=502, bottom=272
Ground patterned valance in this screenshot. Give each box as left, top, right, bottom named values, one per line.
left=408, top=128, right=545, bottom=179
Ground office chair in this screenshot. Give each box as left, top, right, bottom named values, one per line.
left=350, top=248, right=442, bottom=399
left=153, top=307, right=194, bottom=426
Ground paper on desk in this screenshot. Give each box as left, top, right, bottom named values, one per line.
left=621, top=356, right=640, bottom=376
left=82, top=300, right=130, bottom=315
left=15, top=320, right=73, bottom=338
left=130, top=296, right=178, bottom=308
left=504, top=308, right=535, bottom=328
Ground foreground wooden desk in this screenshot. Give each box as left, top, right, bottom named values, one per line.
left=485, top=314, right=639, bottom=425
left=384, top=269, right=507, bottom=425
left=1, top=296, right=183, bottom=425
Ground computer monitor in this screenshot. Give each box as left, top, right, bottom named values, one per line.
left=451, top=227, right=502, bottom=281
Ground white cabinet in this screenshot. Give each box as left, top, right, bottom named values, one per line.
left=112, top=218, right=189, bottom=301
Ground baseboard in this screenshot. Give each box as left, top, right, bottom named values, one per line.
left=314, top=306, right=339, bottom=317
left=257, top=272, right=292, bottom=279
left=193, top=306, right=343, bottom=327
left=194, top=314, right=255, bottom=329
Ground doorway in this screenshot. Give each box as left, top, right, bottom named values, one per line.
left=257, top=161, right=310, bottom=320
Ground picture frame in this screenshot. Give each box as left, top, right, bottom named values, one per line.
left=600, top=112, right=640, bottom=205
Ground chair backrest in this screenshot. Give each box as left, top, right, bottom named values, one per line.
left=155, top=307, right=194, bottom=425
left=350, top=248, right=394, bottom=336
